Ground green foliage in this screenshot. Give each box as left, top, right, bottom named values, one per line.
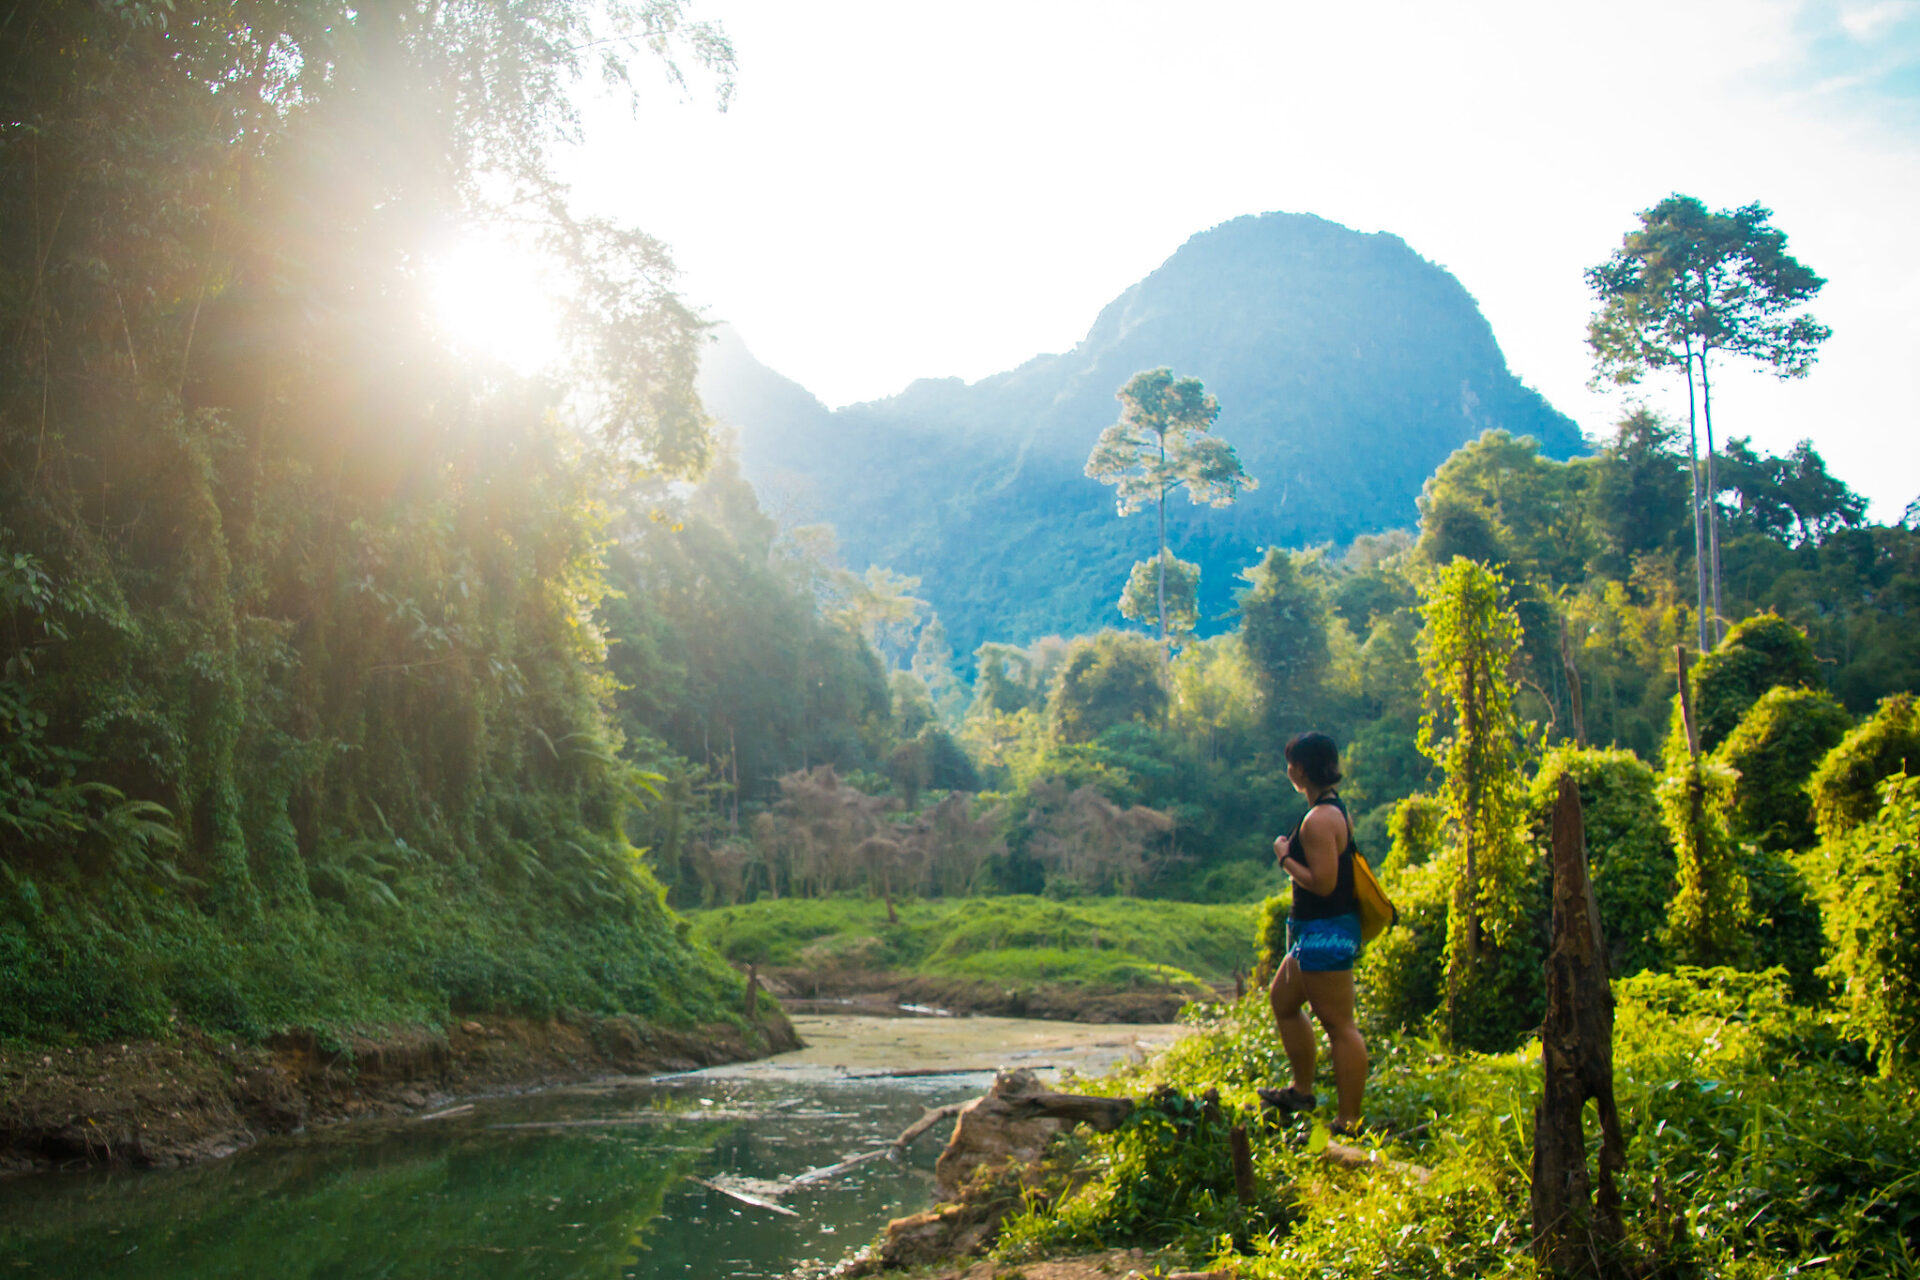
left=1811, top=773, right=1920, bottom=1076
left=1047, top=631, right=1169, bottom=744
left=1418, top=558, right=1541, bottom=1049
left=1236, top=547, right=1330, bottom=736
left=1812, top=693, right=1920, bottom=844
left=1086, top=368, right=1255, bottom=646
left=996, top=1086, right=1289, bottom=1259
left=0, top=0, right=752, bottom=1044
left=1414, top=430, right=1596, bottom=585
left=1588, top=195, right=1830, bottom=388
left=1354, top=857, right=1449, bottom=1035
left=1380, top=792, right=1444, bottom=875
left=1527, top=745, right=1674, bottom=976
left=1743, top=844, right=1827, bottom=999
left=1718, top=684, right=1854, bottom=851
left=0, top=851, right=743, bottom=1045
left=1658, top=713, right=1752, bottom=968
left=687, top=895, right=1258, bottom=993
left=1691, top=612, right=1823, bottom=752
left=1119, top=552, right=1201, bottom=640
left=993, top=977, right=1919, bottom=1279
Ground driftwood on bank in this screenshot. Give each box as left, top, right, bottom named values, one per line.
left=786, top=1103, right=967, bottom=1188
left=1530, top=775, right=1627, bottom=1277
left=688, top=1175, right=799, bottom=1216
left=934, top=1068, right=1133, bottom=1200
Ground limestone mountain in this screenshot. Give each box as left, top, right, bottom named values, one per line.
left=699, top=211, right=1583, bottom=656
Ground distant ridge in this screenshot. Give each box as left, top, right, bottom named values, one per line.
left=700, top=211, right=1582, bottom=655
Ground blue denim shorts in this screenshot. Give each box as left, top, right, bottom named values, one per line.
left=1287, top=914, right=1362, bottom=973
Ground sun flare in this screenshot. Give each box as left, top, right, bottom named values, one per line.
left=425, top=231, right=564, bottom=374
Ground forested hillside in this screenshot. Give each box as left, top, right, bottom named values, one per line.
left=700, top=212, right=1581, bottom=652
left=0, top=0, right=763, bottom=1043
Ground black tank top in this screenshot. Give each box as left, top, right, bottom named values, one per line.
left=1287, top=793, right=1357, bottom=920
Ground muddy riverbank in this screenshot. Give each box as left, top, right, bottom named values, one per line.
left=0, top=1011, right=799, bottom=1176
left=767, top=970, right=1230, bottom=1024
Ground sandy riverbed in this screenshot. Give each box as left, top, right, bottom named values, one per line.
left=699, top=1013, right=1193, bottom=1081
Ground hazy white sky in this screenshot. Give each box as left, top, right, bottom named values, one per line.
left=557, top=0, right=1920, bottom=517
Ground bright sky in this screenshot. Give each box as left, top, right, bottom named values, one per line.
left=555, top=0, right=1920, bottom=518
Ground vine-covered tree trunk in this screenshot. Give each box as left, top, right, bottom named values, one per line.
left=1663, top=645, right=1750, bottom=965
left=1531, top=776, right=1627, bottom=1278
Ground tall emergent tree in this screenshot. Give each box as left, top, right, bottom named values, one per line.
left=1587, top=196, right=1830, bottom=648
left=1118, top=552, right=1200, bottom=643
left=1085, top=369, right=1255, bottom=647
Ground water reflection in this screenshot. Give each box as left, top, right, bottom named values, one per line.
left=0, top=1070, right=989, bottom=1279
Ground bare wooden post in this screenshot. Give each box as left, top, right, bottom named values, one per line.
left=1560, top=616, right=1587, bottom=748
left=1530, top=776, right=1627, bottom=1277
left=1674, top=646, right=1700, bottom=761
left=1229, top=1124, right=1257, bottom=1202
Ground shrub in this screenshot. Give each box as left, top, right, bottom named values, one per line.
left=1810, top=692, right=1920, bottom=844
left=1355, top=856, right=1449, bottom=1035
left=1717, top=685, right=1853, bottom=851
left=1744, top=846, right=1827, bottom=998
left=1527, top=745, right=1672, bottom=976
left=1660, top=705, right=1751, bottom=968
left=1046, top=631, right=1168, bottom=744
left=1691, top=611, right=1821, bottom=752
left=1815, top=773, right=1920, bottom=1076
left=1379, top=792, right=1443, bottom=875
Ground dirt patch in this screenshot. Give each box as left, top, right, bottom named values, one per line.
left=0, top=1010, right=799, bottom=1177
left=769, top=968, right=1223, bottom=1023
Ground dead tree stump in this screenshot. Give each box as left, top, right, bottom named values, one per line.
left=1230, top=1124, right=1256, bottom=1202
left=1530, top=775, right=1628, bottom=1277
left=932, top=1068, right=1133, bottom=1201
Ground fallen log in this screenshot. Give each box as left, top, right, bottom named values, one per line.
left=999, top=1087, right=1134, bottom=1131
left=688, top=1175, right=799, bottom=1216
left=790, top=1147, right=894, bottom=1185
left=895, top=1102, right=965, bottom=1150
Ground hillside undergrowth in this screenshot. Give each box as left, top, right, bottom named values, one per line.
left=992, top=971, right=1919, bottom=1278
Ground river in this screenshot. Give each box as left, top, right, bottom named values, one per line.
left=0, top=1015, right=1186, bottom=1279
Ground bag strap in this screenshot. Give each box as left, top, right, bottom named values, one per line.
left=1306, top=792, right=1354, bottom=853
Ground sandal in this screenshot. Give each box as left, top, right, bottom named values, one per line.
left=1329, top=1118, right=1365, bottom=1139
left=1256, top=1085, right=1317, bottom=1116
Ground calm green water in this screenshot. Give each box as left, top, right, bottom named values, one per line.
left=0, top=1064, right=992, bottom=1279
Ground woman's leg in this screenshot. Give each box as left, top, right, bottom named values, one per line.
left=1268, top=953, right=1317, bottom=1094
left=1303, top=968, right=1368, bottom=1126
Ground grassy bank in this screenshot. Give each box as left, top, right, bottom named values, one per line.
left=1, top=865, right=749, bottom=1050
left=982, top=966, right=1917, bottom=1278
left=687, top=896, right=1261, bottom=998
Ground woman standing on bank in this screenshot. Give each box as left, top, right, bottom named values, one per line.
left=1261, top=731, right=1368, bottom=1135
